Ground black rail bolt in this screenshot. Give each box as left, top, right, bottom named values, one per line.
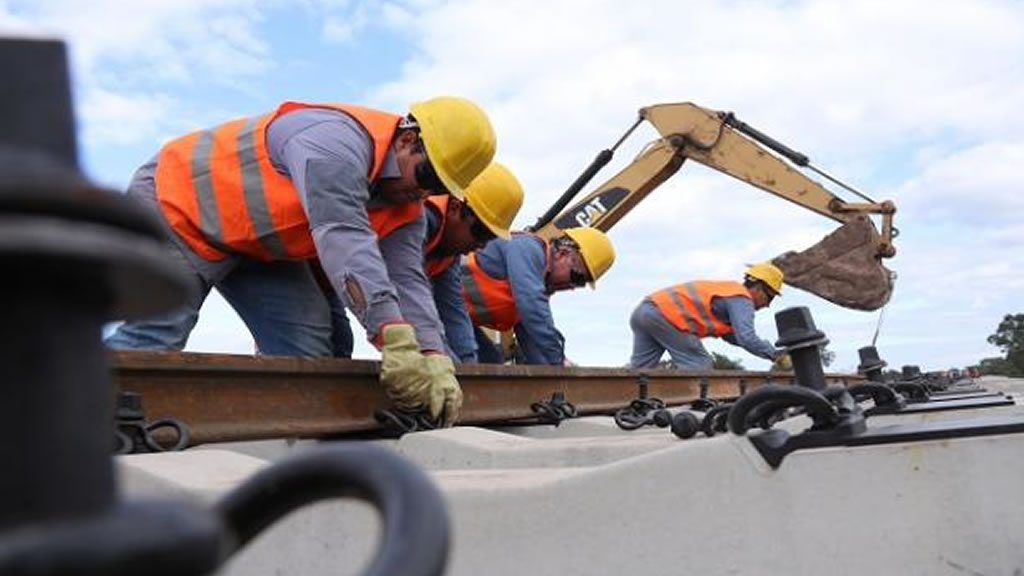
left=902, top=365, right=923, bottom=381
left=774, top=306, right=829, bottom=391
left=0, top=38, right=193, bottom=531
left=857, top=346, right=888, bottom=383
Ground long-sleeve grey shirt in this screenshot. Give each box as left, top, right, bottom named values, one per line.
left=265, top=108, right=445, bottom=351
left=711, top=296, right=778, bottom=361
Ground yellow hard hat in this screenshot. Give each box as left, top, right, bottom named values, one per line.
left=464, top=162, right=524, bottom=240
left=563, top=227, right=615, bottom=285
left=745, top=262, right=784, bottom=295
left=409, top=96, right=496, bottom=202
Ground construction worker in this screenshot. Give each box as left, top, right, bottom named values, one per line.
left=323, top=162, right=525, bottom=359
left=105, top=96, right=497, bottom=426
left=450, top=228, right=616, bottom=364
left=628, top=263, right=786, bottom=370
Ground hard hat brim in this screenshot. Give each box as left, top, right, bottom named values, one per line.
left=476, top=209, right=511, bottom=240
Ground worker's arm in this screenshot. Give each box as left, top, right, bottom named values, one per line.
left=505, top=237, right=565, bottom=365
left=377, top=213, right=446, bottom=353
left=422, top=207, right=476, bottom=362
left=266, top=110, right=404, bottom=343
left=716, top=296, right=778, bottom=361
left=432, top=263, right=477, bottom=363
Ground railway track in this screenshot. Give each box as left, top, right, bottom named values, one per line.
left=111, top=350, right=863, bottom=445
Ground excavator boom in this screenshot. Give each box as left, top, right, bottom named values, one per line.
left=535, top=103, right=897, bottom=253
left=533, top=101, right=898, bottom=311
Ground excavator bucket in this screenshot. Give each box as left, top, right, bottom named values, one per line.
left=772, top=215, right=894, bottom=311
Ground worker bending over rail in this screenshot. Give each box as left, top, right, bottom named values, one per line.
left=106, top=96, right=500, bottom=426
left=322, top=163, right=524, bottom=360
left=629, top=263, right=789, bottom=370
left=450, top=228, right=615, bottom=364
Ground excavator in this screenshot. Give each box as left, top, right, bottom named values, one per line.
left=529, top=101, right=898, bottom=312
left=496, top=101, right=900, bottom=360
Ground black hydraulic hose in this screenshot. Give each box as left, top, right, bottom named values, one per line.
left=530, top=149, right=614, bottom=231
left=728, top=385, right=837, bottom=435
left=718, top=112, right=878, bottom=204
left=215, top=444, right=449, bottom=576
left=719, top=112, right=809, bottom=166
left=529, top=116, right=644, bottom=231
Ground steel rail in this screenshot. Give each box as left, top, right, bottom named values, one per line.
left=111, top=350, right=862, bottom=445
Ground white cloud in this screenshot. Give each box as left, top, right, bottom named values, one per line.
left=2, top=0, right=278, bottom=148
left=78, top=87, right=176, bottom=147
left=322, top=1, right=369, bottom=44
left=898, top=141, right=1024, bottom=226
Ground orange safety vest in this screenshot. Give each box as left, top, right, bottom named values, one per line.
left=461, top=235, right=550, bottom=331
left=422, top=195, right=457, bottom=278
left=369, top=202, right=423, bottom=241
left=650, top=281, right=751, bottom=338
left=155, top=101, right=413, bottom=262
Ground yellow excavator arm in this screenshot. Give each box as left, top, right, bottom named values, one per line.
left=496, top=101, right=899, bottom=363
left=531, top=102, right=897, bottom=260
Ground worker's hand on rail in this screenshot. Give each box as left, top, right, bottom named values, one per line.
left=379, top=323, right=463, bottom=427
left=771, top=352, right=793, bottom=372
left=422, top=353, right=463, bottom=427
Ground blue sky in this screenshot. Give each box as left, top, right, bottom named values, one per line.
left=4, top=0, right=1023, bottom=372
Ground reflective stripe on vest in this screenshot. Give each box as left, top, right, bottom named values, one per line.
left=461, top=253, right=514, bottom=330
left=155, top=102, right=402, bottom=261
left=460, top=236, right=550, bottom=331
left=649, top=281, right=750, bottom=338
left=423, top=195, right=456, bottom=278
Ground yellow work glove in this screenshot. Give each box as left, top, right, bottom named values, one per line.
left=771, top=353, right=793, bottom=372
left=422, top=353, right=463, bottom=427
left=378, top=323, right=463, bottom=427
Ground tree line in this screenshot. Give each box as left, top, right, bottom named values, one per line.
left=982, top=313, right=1024, bottom=377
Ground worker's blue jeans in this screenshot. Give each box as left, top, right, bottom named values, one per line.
left=629, top=299, right=713, bottom=370
left=105, top=241, right=334, bottom=357
left=474, top=327, right=504, bottom=364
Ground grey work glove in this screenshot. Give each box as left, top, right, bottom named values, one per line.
left=379, top=323, right=464, bottom=427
